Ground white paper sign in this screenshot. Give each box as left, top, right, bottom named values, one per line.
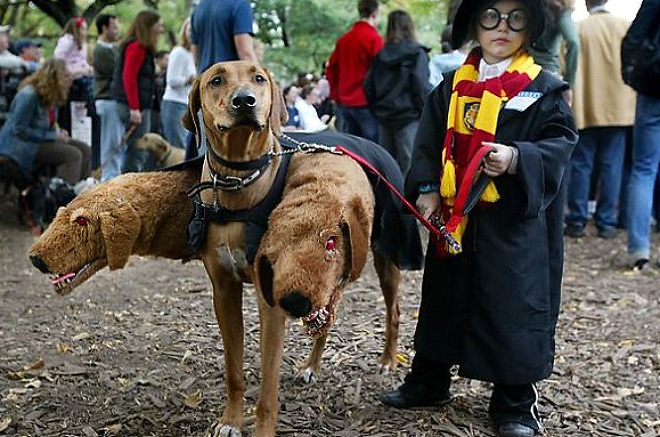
left=70, top=101, right=92, bottom=145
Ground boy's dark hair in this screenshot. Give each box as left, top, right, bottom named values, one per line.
left=95, top=14, right=116, bottom=36
left=358, top=0, right=379, bottom=18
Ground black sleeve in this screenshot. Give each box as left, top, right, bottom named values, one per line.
left=404, top=83, right=449, bottom=201
left=512, top=89, right=578, bottom=218
left=363, top=58, right=377, bottom=108
left=411, top=48, right=432, bottom=108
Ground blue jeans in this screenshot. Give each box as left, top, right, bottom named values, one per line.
left=336, top=104, right=379, bottom=143
left=95, top=100, right=125, bottom=181
left=160, top=100, right=188, bottom=149
left=116, top=102, right=152, bottom=173
left=627, top=94, right=660, bottom=259
left=378, top=120, right=419, bottom=176
left=566, top=127, right=626, bottom=232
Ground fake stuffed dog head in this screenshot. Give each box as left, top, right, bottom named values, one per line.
left=182, top=61, right=287, bottom=161
left=253, top=155, right=373, bottom=339
left=28, top=183, right=140, bottom=295
left=27, top=170, right=199, bottom=295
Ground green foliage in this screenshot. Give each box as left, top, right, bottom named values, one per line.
left=4, top=0, right=451, bottom=84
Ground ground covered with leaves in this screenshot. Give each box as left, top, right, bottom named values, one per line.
left=1, top=196, right=658, bottom=437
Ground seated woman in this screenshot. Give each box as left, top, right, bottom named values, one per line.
left=0, top=58, right=90, bottom=185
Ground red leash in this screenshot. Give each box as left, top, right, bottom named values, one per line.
left=334, top=146, right=461, bottom=252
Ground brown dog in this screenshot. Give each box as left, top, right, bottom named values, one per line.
left=135, top=133, right=186, bottom=168
left=27, top=168, right=200, bottom=294
left=183, top=61, right=402, bottom=437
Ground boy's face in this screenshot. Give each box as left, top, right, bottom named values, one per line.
left=476, top=0, right=528, bottom=64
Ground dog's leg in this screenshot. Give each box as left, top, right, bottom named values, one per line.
left=254, top=299, right=286, bottom=437
left=295, top=334, right=328, bottom=384
left=206, top=265, right=245, bottom=437
left=373, top=252, right=401, bottom=373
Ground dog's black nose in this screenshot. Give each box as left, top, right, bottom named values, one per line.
left=279, top=291, right=312, bottom=318
left=30, top=255, right=50, bottom=274
left=231, top=90, right=257, bottom=111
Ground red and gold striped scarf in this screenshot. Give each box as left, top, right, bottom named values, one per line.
left=436, top=48, right=541, bottom=256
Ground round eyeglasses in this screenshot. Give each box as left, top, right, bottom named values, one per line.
left=478, top=8, right=528, bottom=32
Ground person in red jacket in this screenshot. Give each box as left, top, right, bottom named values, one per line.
left=110, top=10, right=163, bottom=173
left=326, top=0, right=383, bottom=143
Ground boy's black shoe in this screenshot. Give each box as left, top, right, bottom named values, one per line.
left=380, top=383, right=452, bottom=409
left=496, top=422, right=536, bottom=437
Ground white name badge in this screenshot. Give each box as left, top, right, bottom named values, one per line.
left=504, top=91, right=543, bottom=112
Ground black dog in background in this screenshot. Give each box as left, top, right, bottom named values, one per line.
left=19, top=178, right=76, bottom=235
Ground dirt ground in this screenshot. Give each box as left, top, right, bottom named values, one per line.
left=0, top=193, right=658, bottom=437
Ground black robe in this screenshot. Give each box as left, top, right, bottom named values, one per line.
left=405, top=70, right=578, bottom=384
left=284, top=131, right=424, bottom=271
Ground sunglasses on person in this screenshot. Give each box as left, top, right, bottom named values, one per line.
left=478, top=8, right=528, bottom=32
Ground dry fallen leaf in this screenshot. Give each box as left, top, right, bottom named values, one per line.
left=24, top=379, right=41, bottom=389
left=57, top=343, right=71, bottom=354
left=183, top=390, right=202, bottom=408
left=0, top=417, right=11, bottom=432
left=25, top=358, right=44, bottom=371
left=101, top=424, right=122, bottom=436
left=395, top=353, right=409, bottom=365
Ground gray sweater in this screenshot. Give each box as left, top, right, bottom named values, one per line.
left=92, top=41, right=118, bottom=100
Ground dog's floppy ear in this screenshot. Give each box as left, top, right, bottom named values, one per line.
left=100, top=202, right=141, bottom=270
left=254, top=254, right=275, bottom=307
left=182, top=75, right=202, bottom=149
left=340, top=196, right=371, bottom=282
left=266, top=69, right=287, bottom=137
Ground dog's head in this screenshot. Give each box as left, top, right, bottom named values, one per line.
left=182, top=61, right=287, bottom=160
left=135, top=133, right=171, bottom=161
left=254, top=195, right=371, bottom=339
left=28, top=181, right=141, bottom=296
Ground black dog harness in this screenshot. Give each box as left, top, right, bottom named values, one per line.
left=186, top=151, right=292, bottom=264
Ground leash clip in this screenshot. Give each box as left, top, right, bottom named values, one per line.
left=429, top=214, right=461, bottom=253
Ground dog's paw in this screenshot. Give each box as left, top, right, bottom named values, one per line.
left=209, top=423, right=242, bottom=437
left=294, top=367, right=316, bottom=384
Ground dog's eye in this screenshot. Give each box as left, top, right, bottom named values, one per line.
left=74, top=216, right=89, bottom=226
left=254, top=74, right=266, bottom=84
left=325, top=237, right=337, bottom=252
left=210, top=77, right=223, bottom=86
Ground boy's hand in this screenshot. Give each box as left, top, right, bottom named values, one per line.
left=482, top=142, right=514, bottom=177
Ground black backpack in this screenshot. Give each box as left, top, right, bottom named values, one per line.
left=621, top=13, right=660, bottom=98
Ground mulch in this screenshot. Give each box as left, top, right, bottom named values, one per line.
left=0, top=195, right=658, bottom=436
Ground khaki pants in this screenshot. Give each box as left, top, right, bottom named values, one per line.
left=35, top=138, right=91, bottom=185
